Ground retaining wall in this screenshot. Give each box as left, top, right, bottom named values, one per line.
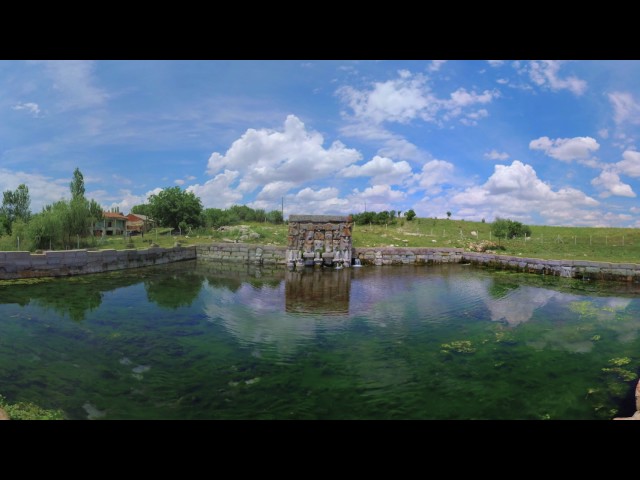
left=3, top=242, right=640, bottom=283
left=196, top=243, right=287, bottom=265
left=0, top=246, right=197, bottom=280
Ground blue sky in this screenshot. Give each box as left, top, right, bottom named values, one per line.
left=2, top=60, right=640, bottom=226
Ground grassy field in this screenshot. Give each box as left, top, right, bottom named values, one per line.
left=2, top=219, right=640, bottom=264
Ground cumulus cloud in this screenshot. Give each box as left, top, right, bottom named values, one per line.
left=484, top=149, right=509, bottom=160
left=598, top=128, right=609, bottom=139
left=428, top=60, right=447, bottom=72
left=414, top=159, right=455, bottom=194
left=174, top=179, right=185, bottom=185
left=337, top=71, right=435, bottom=124
left=527, top=60, right=587, bottom=96
left=529, top=136, right=599, bottom=162
left=337, top=70, right=498, bottom=127
left=450, top=161, right=599, bottom=224
left=187, top=169, right=243, bottom=208
left=341, top=155, right=412, bottom=185
left=102, top=188, right=162, bottom=213
left=12, top=102, right=41, bottom=117
left=284, top=187, right=351, bottom=215
left=608, top=91, right=640, bottom=125
left=0, top=169, right=69, bottom=213
left=591, top=169, right=636, bottom=198
left=207, top=114, right=361, bottom=195
left=615, top=150, right=640, bottom=177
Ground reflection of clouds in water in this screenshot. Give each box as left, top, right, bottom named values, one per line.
left=485, top=287, right=562, bottom=326
left=201, top=282, right=349, bottom=359
left=349, top=268, right=490, bottom=326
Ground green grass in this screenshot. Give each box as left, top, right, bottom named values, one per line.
left=352, top=218, right=640, bottom=263
left=2, top=218, right=640, bottom=264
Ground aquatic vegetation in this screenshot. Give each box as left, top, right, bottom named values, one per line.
left=441, top=340, right=475, bottom=354
left=608, top=357, right=631, bottom=367
left=495, top=330, right=517, bottom=344
left=569, top=301, right=599, bottom=317
left=601, top=367, right=637, bottom=382
left=590, top=335, right=601, bottom=342
left=0, top=395, right=64, bottom=420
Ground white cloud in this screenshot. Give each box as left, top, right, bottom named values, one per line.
left=460, top=108, right=489, bottom=126
left=616, top=150, right=640, bottom=177
left=187, top=169, right=243, bottom=208
left=284, top=187, right=351, bottom=215
left=598, top=128, right=609, bottom=139
left=591, top=169, right=636, bottom=198
left=341, top=155, right=412, bottom=185
left=339, top=121, right=427, bottom=162
left=12, top=102, right=41, bottom=117
left=337, top=70, right=498, bottom=126
left=414, top=159, right=455, bottom=194
left=103, top=188, right=162, bottom=213
left=483, top=149, right=509, bottom=160
left=608, top=91, right=640, bottom=125
left=488, top=60, right=505, bottom=67
left=256, top=181, right=296, bottom=200
left=0, top=169, right=69, bottom=213
left=174, top=179, right=185, bottom=185
left=207, top=114, right=361, bottom=194
left=450, top=161, right=599, bottom=224
left=496, top=78, right=509, bottom=85
left=34, top=60, right=108, bottom=110
left=529, top=136, right=599, bottom=162
left=337, top=71, right=434, bottom=124
left=348, top=184, right=407, bottom=213
left=527, top=60, right=587, bottom=96
left=428, top=60, right=447, bottom=72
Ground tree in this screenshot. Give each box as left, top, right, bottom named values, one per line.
left=266, top=209, right=283, bottom=224
left=70, top=167, right=85, bottom=200
left=148, top=187, right=203, bottom=230
left=0, top=184, right=31, bottom=234
left=131, top=204, right=153, bottom=217
left=405, top=209, right=416, bottom=221
left=446, top=211, right=452, bottom=220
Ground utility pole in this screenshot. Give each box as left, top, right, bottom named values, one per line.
left=281, top=197, right=284, bottom=222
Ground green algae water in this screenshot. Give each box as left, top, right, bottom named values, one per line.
left=1, top=260, right=639, bottom=420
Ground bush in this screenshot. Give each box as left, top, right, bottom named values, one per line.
left=492, top=217, right=532, bottom=239
left=405, top=209, right=416, bottom=221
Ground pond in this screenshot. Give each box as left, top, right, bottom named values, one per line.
left=0, top=260, right=638, bottom=419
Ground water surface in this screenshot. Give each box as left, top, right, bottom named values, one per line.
left=0, top=260, right=638, bottom=419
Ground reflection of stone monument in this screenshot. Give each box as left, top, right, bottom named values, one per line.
left=286, top=215, right=353, bottom=269
left=285, top=269, right=351, bottom=315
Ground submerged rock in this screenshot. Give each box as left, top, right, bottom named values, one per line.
left=82, top=402, right=106, bottom=420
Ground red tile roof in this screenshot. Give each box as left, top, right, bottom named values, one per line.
left=103, top=212, right=128, bottom=220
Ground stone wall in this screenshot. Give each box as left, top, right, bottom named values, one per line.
left=353, top=247, right=464, bottom=266
left=462, top=252, right=640, bottom=282
left=196, top=243, right=287, bottom=266
left=286, top=214, right=353, bottom=268
left=4, top=242, right=640, bottom=283
left=0, top=246, right=196, bottom=280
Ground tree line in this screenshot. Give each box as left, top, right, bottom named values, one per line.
left=1, top=176, right=286, bottom=251
left=130, top=188, right=284, bottom=232
left=351, top=209, right=416, bottom=225
left=1, top=168, right=104, bottom=250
